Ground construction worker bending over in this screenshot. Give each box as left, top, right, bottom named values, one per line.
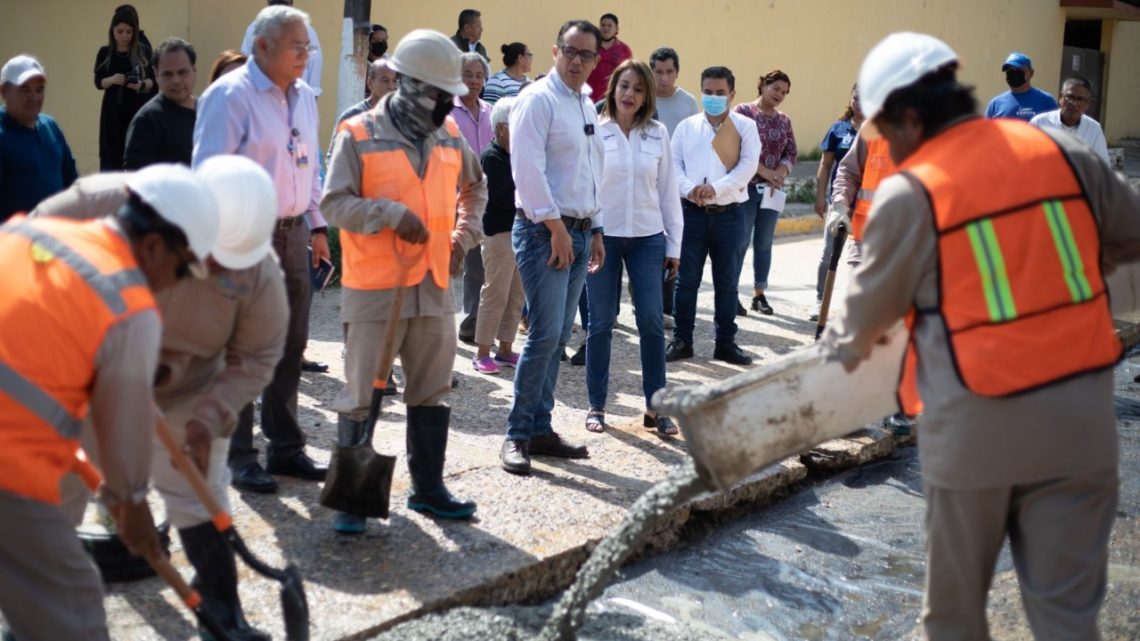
left=825, top=32, right=1140, bottom=640
left=34, top=156, right=286, bottom=641
left=322, top=29, right=487, bottom=534
left=0, top=165, right=219, bottom=641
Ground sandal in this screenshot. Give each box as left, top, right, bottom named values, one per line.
left=644, top=414, right=680, bottom=437
left=585, top=408, right=606, bottom=433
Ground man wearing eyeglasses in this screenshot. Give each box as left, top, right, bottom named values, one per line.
left=240, top=0, right=323, bottom=98
left=1030, top=76, right=1110, bottom=165
left=194, top=3, right=331, bottom=493
left=500, top=20, right=607, bottom=475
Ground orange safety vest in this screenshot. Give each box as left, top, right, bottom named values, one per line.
left=850, top=137, right=898, bottom=241
left=0, top=216, right=157, bottom=505
left=337, top=113, right=464, bottom=290
left=895, top=118, right=1120, bottom=416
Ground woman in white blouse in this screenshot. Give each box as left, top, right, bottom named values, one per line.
left=584, top=59, right=684, bottom=436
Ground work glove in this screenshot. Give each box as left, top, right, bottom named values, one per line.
left=826, top=204, right=850, bottom=235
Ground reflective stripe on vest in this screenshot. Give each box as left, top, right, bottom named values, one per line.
left=0, top=217, right=155, bottom=504
left=338, top=113, right=462, bottom=290
left=894, top=118, right=1120, bottom=415
left=850, top=138, right=898, bottom=242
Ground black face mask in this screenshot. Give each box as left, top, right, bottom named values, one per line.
left=370, top=41, right=387, bottom=58
left=431, top=94, right=454, bottom=126
left=1005, top=69, right=1027, bottom=88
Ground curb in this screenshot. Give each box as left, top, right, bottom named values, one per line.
left=775, top=214, right=824, bottom=238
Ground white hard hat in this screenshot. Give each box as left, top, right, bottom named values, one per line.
left=390, top=29, right=468, bottom=96
left=125, top=164, right=219, bottom=278
left=195, top=155, right=278, bottom=270
left=857, top=32, right=959, bottom=122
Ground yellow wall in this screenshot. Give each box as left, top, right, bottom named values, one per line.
left=2, top=0, right=1136, bottom=176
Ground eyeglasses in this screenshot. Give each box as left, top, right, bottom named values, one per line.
left=286, top=41, right=318, bottom=55
left=1061, top=93, right=1091, bottom=104
left=558, top=45, right=598, bottom=63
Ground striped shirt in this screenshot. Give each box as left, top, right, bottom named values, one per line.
left=483, top=70, right=526, bottom=105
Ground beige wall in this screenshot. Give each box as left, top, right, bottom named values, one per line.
left=2, top=0, right=1136, bottom=176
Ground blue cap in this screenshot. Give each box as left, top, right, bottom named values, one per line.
left=1001, top=52, right=1032, bottom=70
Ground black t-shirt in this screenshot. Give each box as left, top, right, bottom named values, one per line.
left=123, top=93, right=196, bottom=169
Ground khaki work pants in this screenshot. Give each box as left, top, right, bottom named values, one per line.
left=150, top=397, right=233, bottom=529
left=922, top=470, right=1118, bottom=641
left=0, top=490, right=111, bottom=641
left=333, top=314, right=456, bottom=418
left=475, top=232, right=525, bottom=347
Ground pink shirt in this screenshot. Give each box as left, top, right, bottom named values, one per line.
left=452, top=96, right=493, bottom=156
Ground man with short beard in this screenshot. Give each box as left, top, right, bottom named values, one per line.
left=984, top=51, right=1056, bottom=121
left=124, top=38, right=198, bottom=168
left=322, top=29, right=487, bottom=534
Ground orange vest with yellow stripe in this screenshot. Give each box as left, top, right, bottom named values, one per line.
left=896, top=118, right=1120, bottom=416
left=850, top=137, right=898, bottom=241
left=337, top=113, right=463, bottom=290
left=0, top=217, right=157, bottom=505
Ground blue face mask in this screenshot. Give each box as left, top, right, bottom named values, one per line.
left=702, top=94, right=729, bottom=116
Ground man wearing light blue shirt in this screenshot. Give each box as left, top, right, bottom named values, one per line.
left=500, top=20, right=606, bottom=476
left=193, top=4, right=330, bottom=492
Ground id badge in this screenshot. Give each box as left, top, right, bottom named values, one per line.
left=295, top=142, right=310, bottom=168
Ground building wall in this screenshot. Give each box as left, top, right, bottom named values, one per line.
left=1, top=0, right=1135, bottom=176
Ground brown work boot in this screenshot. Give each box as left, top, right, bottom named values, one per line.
left=500, top=439, right=531, bottom=475
left=529, top=432, right=589, bottom=459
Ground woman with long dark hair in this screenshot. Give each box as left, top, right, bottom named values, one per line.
left=94, top=6, right=154, bottom=170
left=584, top=59, right=683, bottom=436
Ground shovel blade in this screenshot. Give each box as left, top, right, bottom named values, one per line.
left=319, top=444, right=396, bottom=518
left=280, top=564, right=310, bottom=641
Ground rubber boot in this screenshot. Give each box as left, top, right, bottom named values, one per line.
left=332, top=415, right=368, bottom=535
left=406, top=406, right=477, bottom=519
left=178, top=523, right=270, bottom=641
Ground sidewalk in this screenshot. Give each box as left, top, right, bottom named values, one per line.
left=98, top=231, right=1132, bottom=640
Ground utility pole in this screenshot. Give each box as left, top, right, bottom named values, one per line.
left=336, top=0, right=372, bottom=121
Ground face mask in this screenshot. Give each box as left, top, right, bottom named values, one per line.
left=702, top=94, right=728, bottom=116
left=370, top=41, right=387, bottom=58
left=431, top=93, right=454, bottom=126
left=1005, top=69, right=1026, bottom=88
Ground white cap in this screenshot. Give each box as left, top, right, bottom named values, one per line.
left=857, top=32, right=959, bottom=122
left=195, top=155, right=278, bottom=270
left=125, top=164, right=220, bottom=279
left=1, top=55, right=45, bottom=86
left=390, top=29, right=468, bottom=96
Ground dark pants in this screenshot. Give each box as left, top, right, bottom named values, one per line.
left=229, top=222, right=310, bottom=466
left=672, top=202, right=748, bottom=345
left=458, top=247, right=485, bottom=338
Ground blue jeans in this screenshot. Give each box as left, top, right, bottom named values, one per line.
left=741, top=186, right=781, bottom=290
left=506, top=218, right=591, bottom=441
left=673, top=202, right=748, bottom=345
left=585, top=233, right=666, bottom=409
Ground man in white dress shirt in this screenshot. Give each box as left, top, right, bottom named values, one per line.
left=665, top=65, right=761, bottom=366
left=500, top=20, right=606, bottom=476
left=1029, top=75, right=1110, bottom=165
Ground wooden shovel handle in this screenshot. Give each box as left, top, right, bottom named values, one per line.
left=155, top=416, right=232, bottom=531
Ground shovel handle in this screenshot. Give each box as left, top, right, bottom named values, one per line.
left=363, top=258, right=414, bottom=439
left=815, top=225, right=848, bottom=340
left=154, top=416, right=232, bottom=531
left=143, top=551, right=236, bottom=641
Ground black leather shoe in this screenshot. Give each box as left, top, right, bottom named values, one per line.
left=665, top=339, right=694, bottom=362
left=266, top=452, right=327, bottom=481
left=736, top=300, right=748, bottom=317
left=713, top=342, right=753, bottom=365
left=569, top=343, right=586, bottom=366
left=751, top=294, right=774, bottom=315
left=230, top=462, right=278, bottom=494
left=500, top=439, right=531, bottom=475
left=458, top=332, right=477, bottom=345
left=301, top=359, right=329, bottom=373
left=529, top=432, right=589, bottom=459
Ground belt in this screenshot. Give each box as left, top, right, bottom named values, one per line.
left=276, top=216, right=305, bottom=230
left=686, top=202, right=733, bottom=214
left=515, top=209, right=593, bottom=231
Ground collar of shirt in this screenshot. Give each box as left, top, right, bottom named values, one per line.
left=548, top=68, right=593, bottom=100
left=247, top=57, right=298, bottom=100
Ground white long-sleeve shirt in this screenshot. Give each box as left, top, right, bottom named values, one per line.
left=241, top=20, right=323, bottom=97
left=510, top=69, right=605, bottom=224
left=597, top=119, right=683, bottom=258
left=671, top=111, right=761, bottom=206
left=1029, top=109, right=1110, bottom=164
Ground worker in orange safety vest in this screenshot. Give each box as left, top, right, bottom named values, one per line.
left=0, top=164, right=219, bottom=641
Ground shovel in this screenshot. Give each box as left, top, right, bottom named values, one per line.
left=154, top=417, right=310, bottom=641
left=815, top=224, right=848, bottom=340
left=319, top=281, right=407, bottom=518
left=143, top=551, right=235, bottom=641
